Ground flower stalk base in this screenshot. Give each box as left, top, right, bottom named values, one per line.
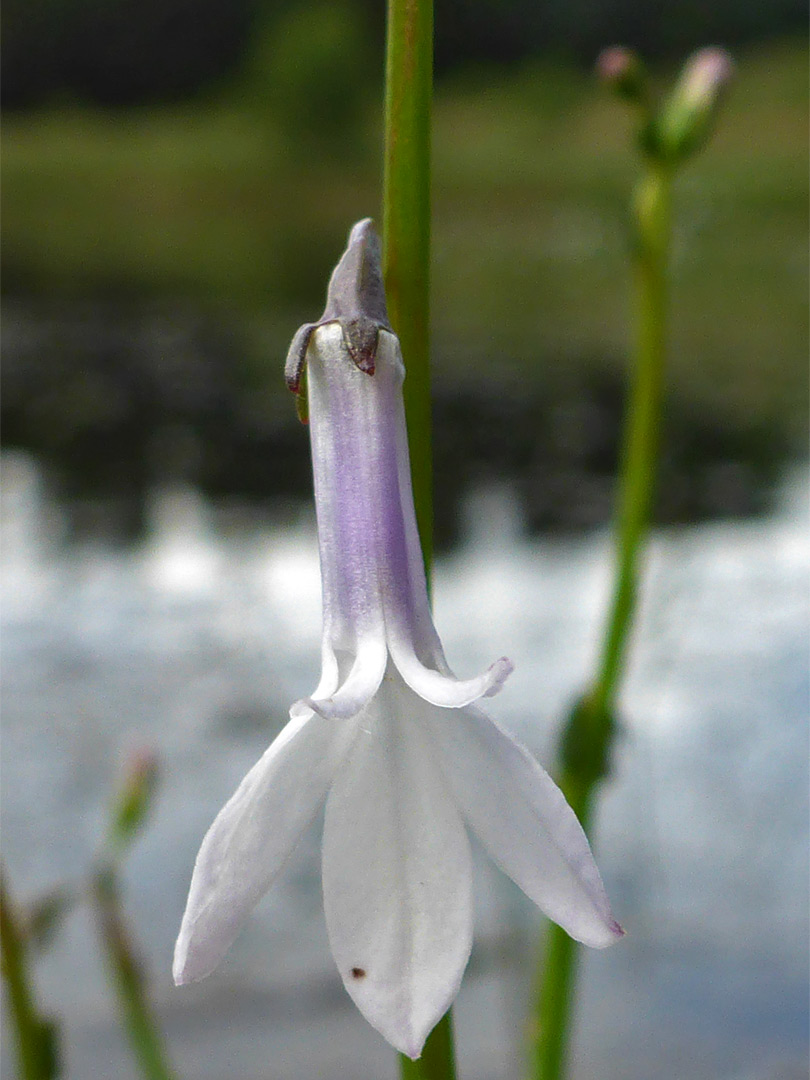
left=532, top=156, right=673, bottom=1080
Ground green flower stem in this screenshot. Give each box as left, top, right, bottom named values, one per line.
left=383, top=0, right=434, bottom=576
left=531, top=777, right=593, bottom=1080
left=383, top=1, right=452, bottom=1077
left=532, top=162, right=673, bottom=1080
left=399, top=1013, right=456, bottom=1080
left=591, top=163, right=672, bottom=724
left=91, top=865, right=177, bottom=1080
left=0, top=868, right=58, bottom=1080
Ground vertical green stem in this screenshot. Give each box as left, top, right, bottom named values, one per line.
left=0, top=869, right=58, bottom=1080
left=590, top=163, right=672, bottom=724
left=383, top=0, right=434, bottom=574
left=531, top=778, right=593, bottom=1080
left=532, top=162, right=672, bottom=1080
left=91, top=865, right=177, bottom=1080
left=383, top=1, right=452, bottom=1077
left=399, top=1013, right=456, bottom=1080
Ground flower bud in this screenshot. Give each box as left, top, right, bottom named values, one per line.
left=596, top=46, right=647, bottom=105
left=110, top=748, right=159, bottom=851
left=648, top=47, right=734, bottom=164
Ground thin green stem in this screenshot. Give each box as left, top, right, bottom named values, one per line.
left=531, top=162, right=672, bottom=1080
left=399, top=1013, right=456, bottom=1080
left=383, top=1, right=453, bottom=1077
left=91, top=865, right=177, bottom=1080
left=0, top=869, right=58, bottom=1080
left=383, top=0, right=434, bottom=575
left=530, top=777, right=592, bottom=1080
left=590, top=164, right=672, bottom=725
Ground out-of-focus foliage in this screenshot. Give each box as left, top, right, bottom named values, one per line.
left=239, top=2, right=376, bottom=157
left=2, top=0, right=807, bottom=108
left=2, top=40, right=806, bottom=541
left=432, top=0, right=806, bottom=70
left=3, top=42, right=806, bottom=436
left=1, top=0, right=806, bottom=541
left=1, top=0, right=254, bottom=108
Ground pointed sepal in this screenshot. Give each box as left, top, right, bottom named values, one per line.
left=284, top=218, right=392, bottom=395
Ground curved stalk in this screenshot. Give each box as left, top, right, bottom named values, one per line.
left=532, top=162, right=673, bottom=1080
left=91, top=864, right=177, bottom=1080
left=0, top=869, right=58, bottom=1080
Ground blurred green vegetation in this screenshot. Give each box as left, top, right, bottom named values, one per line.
left=2, top=38, right=808, bottom=444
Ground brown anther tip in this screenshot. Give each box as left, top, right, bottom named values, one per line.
left=342, top=315, right=380, bottom=376
left=350, top=967, right=366, bottom=979
left=353, top=354, right=376, bottom=376
left=285, top=323, right=316, bottom=394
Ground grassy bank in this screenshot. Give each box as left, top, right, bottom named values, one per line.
left=2, top=39, right=807, bottom=442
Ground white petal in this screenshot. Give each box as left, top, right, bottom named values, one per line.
left=388, top=633, right=513, bottom=707
left=322, top=675, right=473, bottom=1058
left=425, top=705, right=623, bottom=949
left=292, top=633, right=387, bottom=720
left=174, top=710, right=359, bottom=985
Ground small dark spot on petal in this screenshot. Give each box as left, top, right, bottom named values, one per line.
left=351, top=967, right=366, bottom=979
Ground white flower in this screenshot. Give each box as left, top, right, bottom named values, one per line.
left=173, top=220, right=623, bottom=1059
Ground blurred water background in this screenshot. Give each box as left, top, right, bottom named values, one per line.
left=1, top=457, right=808, bottom=1079
left=2, top=1, right=808, bottom=1077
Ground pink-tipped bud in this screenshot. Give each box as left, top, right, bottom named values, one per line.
left=596, top=46, right=647, bottom=104
left=649, top=47, right=734, bottom=163
left=679, top=48, right=734, bottom=109
left=110, top=747, right=159, bottom=850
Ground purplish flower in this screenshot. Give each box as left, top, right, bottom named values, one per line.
left=173, top=219, right=623, bottom=1058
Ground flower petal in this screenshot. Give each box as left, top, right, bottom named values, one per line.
left=291, top=633, right=387, bottom=720
left=174, top=710, right=359, bottom=985
left=388, top=635, right=514, bottom=707
left=425, top=705, right=623, bottom=949
left=371, top=331, right=451, bottom=670
left=307, top=322, right=389, bottom=655
left=322, top=674, right=474, bottom=1058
